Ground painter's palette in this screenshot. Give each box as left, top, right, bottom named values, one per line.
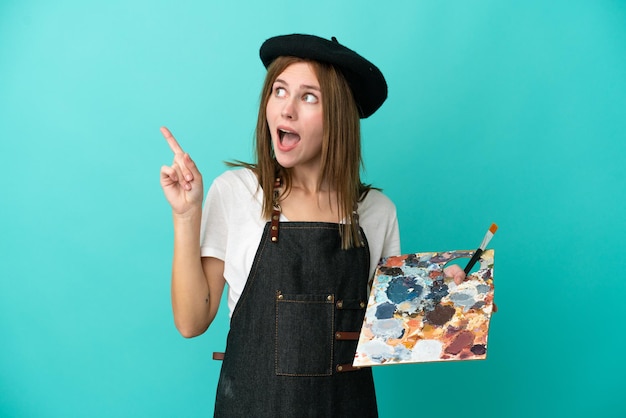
left=353, top=249, right=495, bottom=366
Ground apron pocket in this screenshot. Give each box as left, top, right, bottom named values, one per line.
left=275, top=292, right=334, bottom=376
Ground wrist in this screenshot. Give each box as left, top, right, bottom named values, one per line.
left=172, top=205, right=203, bottom=224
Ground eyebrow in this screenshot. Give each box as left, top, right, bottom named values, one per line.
left=274, top=78, right=321, bottom=91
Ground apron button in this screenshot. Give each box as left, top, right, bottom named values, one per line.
left=337, top=365, right=343, bottom=372
left=337, top=300, right=343, bottom=309
left=326, top=295, right=333, bottom=302
left=360, top=301, right=366, bottom=308
left=336, top=332, right=342, bottom=339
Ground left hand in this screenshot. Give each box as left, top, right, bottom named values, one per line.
left=444, top=264, right=466, bottom=285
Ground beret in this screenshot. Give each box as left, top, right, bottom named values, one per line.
left=259, top=34, right=387, bottom=118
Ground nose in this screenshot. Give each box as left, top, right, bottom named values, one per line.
left=281, top=97, right=297, bottom=120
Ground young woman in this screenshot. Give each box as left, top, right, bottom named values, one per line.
left=160, top=34, right=464, bottom=417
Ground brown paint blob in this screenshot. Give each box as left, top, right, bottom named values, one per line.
left=445, top=330, right=475, bottom=355
left=471, top=344, right=487, bottom=355
left=425, top=305, right=456, bottom=326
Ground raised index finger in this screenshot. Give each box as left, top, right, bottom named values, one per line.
left=161, top=126, right=184, bottom=155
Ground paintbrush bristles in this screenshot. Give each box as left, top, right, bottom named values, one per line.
left=479, top=223, right=498, bottom=250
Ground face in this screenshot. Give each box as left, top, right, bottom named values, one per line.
left=266, top=62, right=324, bottom=171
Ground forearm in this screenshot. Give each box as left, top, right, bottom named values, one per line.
left=170, top=208, right=212, bottom=337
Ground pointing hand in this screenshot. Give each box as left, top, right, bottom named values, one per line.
left=160, top=126, right=204, bottom=215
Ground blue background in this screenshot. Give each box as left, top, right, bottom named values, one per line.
left=1, top=1, right=625, bottom=417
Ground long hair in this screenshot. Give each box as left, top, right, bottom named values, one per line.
left=233, top=56, right=371, bottom=249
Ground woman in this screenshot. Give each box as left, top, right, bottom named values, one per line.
left=160, top=34, right=464, bottom=417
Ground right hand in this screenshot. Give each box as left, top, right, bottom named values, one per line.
left=160, top=126, right=204, bottom=215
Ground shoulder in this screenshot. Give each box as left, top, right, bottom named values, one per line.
left=212, top=167, right=259, bottom=189
left=358, top=189, right=399, bottom=238
left=359, top=188, right=397, bottom=218
left=205, top=168, right=263, bottom=213
left=209, top=168, right=261, bottom=199
left=358, top=188, right=401, bottom=261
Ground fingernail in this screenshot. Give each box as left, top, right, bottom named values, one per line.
left=185, top=174, right=192, bottom=181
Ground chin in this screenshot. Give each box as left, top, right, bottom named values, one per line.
left=274, top=156, right=295, bottom=169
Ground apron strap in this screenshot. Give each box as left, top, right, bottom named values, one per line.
left=271, top=177, right=281, bottom=243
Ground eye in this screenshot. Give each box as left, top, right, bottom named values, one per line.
left=274, top=86, right=286, bottom=98
left=303, top=93, right=318, bottom=104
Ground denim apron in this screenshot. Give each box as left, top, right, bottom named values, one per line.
left=214, top=217, right=378, bottom=417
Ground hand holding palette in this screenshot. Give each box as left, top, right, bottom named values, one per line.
left=353, top=247, right=495, bottom=366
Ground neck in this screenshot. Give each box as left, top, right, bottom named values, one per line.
left=287, top=166, right=332, bottom=194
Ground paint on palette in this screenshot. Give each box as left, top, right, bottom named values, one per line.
left=353, top=249, right=495, bottom=366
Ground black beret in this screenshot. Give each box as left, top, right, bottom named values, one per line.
left=259, top=34, right=387, bottom=119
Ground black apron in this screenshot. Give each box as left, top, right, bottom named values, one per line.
left=214, top=221, right=378, bottom=417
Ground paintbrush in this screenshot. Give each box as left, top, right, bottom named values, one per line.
left=463, top=223, right=498, bottom=275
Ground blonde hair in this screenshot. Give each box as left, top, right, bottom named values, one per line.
left=233, top=56, right=371, bottom=249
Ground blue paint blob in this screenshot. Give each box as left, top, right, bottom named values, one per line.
left=404, top=254, right=421, bottom=267
left=371, top=319, right=405, bottom=339
left=476, top=284, right=490, bottom=294
left=450, top=293, right=474, bottom=304
left=392, top=345, right=412, bottom=361
left=426, top=280, right=449, bottom=302
left=386, top=276, right=422, bottom=304
left=471, top=301, right=486, bottom=310
left=375, top=302, right=397, bottom=319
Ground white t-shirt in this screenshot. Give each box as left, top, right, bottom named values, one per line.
left=200, top=168, right=401, bottom=315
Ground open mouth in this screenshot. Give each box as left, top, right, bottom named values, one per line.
left=278, top=128, right=301, bottom=148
